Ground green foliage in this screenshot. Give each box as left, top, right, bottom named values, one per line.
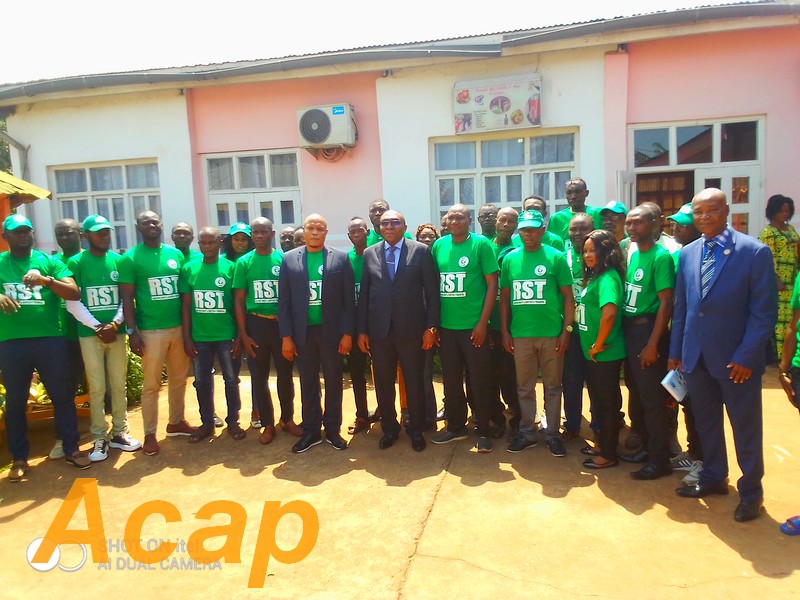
left=0, top=118, right=10, bottom=174
left=127, top=348, right=144, bottom=407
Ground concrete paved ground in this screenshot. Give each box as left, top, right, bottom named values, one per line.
left=1, top=366, right=799, bottom=598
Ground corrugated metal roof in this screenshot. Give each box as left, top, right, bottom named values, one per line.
left=0, top=1, right=793, bottom=103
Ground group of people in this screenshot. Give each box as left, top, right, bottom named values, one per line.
left=1, top=180, right=794, bottom=527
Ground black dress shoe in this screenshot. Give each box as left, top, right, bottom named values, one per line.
left=292, top=432, right=323, bottom=453
left=630, top=462, right=673, bottom=481
left=411, top=435, right=426, bottom=452
left=379, top=432, right=399, bottom=450
left=734, top=498, right=764, bottom=522
left=675, top=478, right=730, bottom=498
left=619, top=449, right=650, bottom=464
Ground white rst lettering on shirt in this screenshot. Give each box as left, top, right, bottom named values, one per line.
left=147, top=276, right=179, bottom=300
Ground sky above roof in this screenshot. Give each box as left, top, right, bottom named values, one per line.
left=2, top=0, right=740, bottom=84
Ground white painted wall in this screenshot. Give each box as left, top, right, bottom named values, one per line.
left=7, top=90, right=193, bottom=252
left=377, top=46, right=612, bottom=227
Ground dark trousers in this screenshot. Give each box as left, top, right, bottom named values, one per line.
left=371, top=330, right=426, bottom=437
left=439, top=328, right=500, bottom=437
left=563, top=329, right=592, bottom=433
left=623, top=316, right=671, bottom=465
left=423, top=348, right=438, bottom=424
left=296, top=325, right=343, bottom=435
left=0, top=337, right=80, bottom=461
left=192, top=340, right=241, bottom=429
left=489, top=329, right=520, bottom=429
left=681, top=395, right=703, bottom=460
left=685, top=355, right=764, bottom=502
left=585, top=358, right=624, bottom=460
left=245, top=315, right=295, bottom=426
left=348, top=343, right=369, bottom=420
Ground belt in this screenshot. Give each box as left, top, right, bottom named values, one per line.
left=248, top=312, right=278, bottom=320
left=623, top=314, right=655, bottom=326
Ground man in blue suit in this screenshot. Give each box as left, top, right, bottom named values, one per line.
left=669, top=188, right=777, bottom=522
left=278, top=213, right=356, bottom=453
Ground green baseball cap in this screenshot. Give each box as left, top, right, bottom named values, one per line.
left=666, top=203, right=694, bottom=226
left=518, top=209, right=544, bottom=229
left=228, top=222, right=251, bottom=237
left=600, top=201, right=628, bottom=215
left=3, top=214, right=33, bottom=231
left=82, top=214, right=114, bottom=232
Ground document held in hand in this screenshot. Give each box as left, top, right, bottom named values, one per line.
left=661, top=369, right=687, bottom=403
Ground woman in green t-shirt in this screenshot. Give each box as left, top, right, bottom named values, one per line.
left=577, top=229, right=627, bottom=470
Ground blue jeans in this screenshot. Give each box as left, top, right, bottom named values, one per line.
left=0, top=337, right=80, bottom=461
left=192, top=341, right=241, bottom=429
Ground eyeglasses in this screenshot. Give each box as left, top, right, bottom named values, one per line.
left=380, top=219, right=403, bottom=228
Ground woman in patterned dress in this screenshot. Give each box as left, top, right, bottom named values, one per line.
left=759, top=194, right=798, bottom=358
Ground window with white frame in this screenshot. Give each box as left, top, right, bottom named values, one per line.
left=432, top=130, right=577, bottom=228
left=53, top=162, right=161, bottom=251
left=205, top=151, right=301, bottom=233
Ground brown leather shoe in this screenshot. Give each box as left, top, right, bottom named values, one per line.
left=8, top=461, right=29, bottom=482
left=279, top=420, right=304, bottom=437
left=166, top=420, right=196, bottom=437
left=347, top=417, right=370, bottom=435
left=65, top=451, right=91, bottom=470
left=143, top=433, right=159, bottom=456
left=259, top=425, right=276, bottom=445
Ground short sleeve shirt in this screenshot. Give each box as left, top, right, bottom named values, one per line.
left=577, top=269, right=626, bottom=361
left=500, top=245, right=572, bottom=338
left=431, top=233, right=499, bottom=330
left=118, top=244, right=184, bottom=331
left=0, top=250, right=71, bottom=341
left=67, top=251, right=122, bottom=337
left=232, top=250, right=282, bottom=317
left=623, top=245, right=675, bottom=316
left=547, top=206, right=603, bottom=241
left=306, top=250, right=324, bottom=326
left=179, top=257, right=236, bottom=342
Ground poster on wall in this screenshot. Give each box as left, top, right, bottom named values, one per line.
left=453, top=75, right=541, bottom=135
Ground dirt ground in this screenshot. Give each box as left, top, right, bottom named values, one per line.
left=1, top=365, right=798, bottom=599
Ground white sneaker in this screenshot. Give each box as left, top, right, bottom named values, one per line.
left=49, top=440, right=65, bottom=460
left=681, top=461, right=703, bottom=486
left=109, top=432, right=142, bottom=452
left=670, top=451, right=695, bottom=471
left=89, top=439, right=109, bottom=462
left=214, top=414, right=224, bottom=428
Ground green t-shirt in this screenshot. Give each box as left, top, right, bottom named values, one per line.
left=366, top=230, right=412, bottom=247
left=306, top=250, right=324, bottom=326
left=564, top=241, right=585, bottom=302
left=500, top=245, right=572, bottom=338
left=177, top=247, right=203, bottom=263
left=488, top=239, right=518, bottom=330
left=547, top=206, right=603, bottom=241
left=511, top=230, right=565, bottom=252
left=671, top=249, right=681, bottom=273
left=179, top=257, right=236, bottom=342
left=790, top=273, right=800, bottom=368
left=67, top=251, right=122, bottom=337
left=0, top=250, right=71, bottom=342
left=55, top=250, right=82, bottom=341
left=576, top=269, right=626, bottom=361
left=118, top=244, right=185, bottom=331
left=232, top=249, right=282, bottom=317
left=623, top=245, right=675, bottom=316
left=348, top=247, right=364, bottom=304
left=431, top=233, right=499, bottom=330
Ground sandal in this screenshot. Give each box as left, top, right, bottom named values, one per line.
left=189, top=427, right=214, bottom=444
left=228, top=425, right=247, bottom=441
left=780, top=515, right=800, bottom=536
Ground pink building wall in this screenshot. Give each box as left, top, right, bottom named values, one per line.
left=187, top=72, right=383, bottom=237
left=620, top=26, right=800, bottom=199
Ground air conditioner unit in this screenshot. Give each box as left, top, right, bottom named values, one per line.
left=297, top=104, right=356, bottom=148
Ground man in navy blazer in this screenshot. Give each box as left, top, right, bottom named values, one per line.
left=278, top=213, right=355, bottom=453
left=357, top=210, right=440, bottom=451
left=669, top=188, right=777, bottom=522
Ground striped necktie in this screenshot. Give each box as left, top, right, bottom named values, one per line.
left=701, top=240, right=717, bottom=299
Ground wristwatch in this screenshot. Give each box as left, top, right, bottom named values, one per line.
left=126, top=327, right=137, bottom=336
left=565, top=324, right=574, bottom=333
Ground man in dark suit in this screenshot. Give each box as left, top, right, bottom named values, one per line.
left=357, top=210, right=440, bottom=451
left=669, top=188, right=777, bottom=522
left=278, top=213, right=356, bottom=453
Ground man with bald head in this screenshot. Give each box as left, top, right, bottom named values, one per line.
left=171, top=222, right=202, bottom=262
left=279, top=213, right=356, bottom=453
left=669, top=188, right=777, bottom=522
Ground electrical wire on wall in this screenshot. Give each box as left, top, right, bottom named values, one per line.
left=319, top=147, right=346, bottom=161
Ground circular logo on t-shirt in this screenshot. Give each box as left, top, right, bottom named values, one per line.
left=272, top=265, right=281, bottom=276
left=634, top=268, right=644, bottom=282
left=318, top=265, right=324, bottom=276
left=458, top=256, right=469, bottom=268
left=110, top=271, right=119, bottom=282
left=534, top=265, right=547, bottom=276
left=167, top=259, right=178, bottom=270
left=215, top=277, right=226, bottom=288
